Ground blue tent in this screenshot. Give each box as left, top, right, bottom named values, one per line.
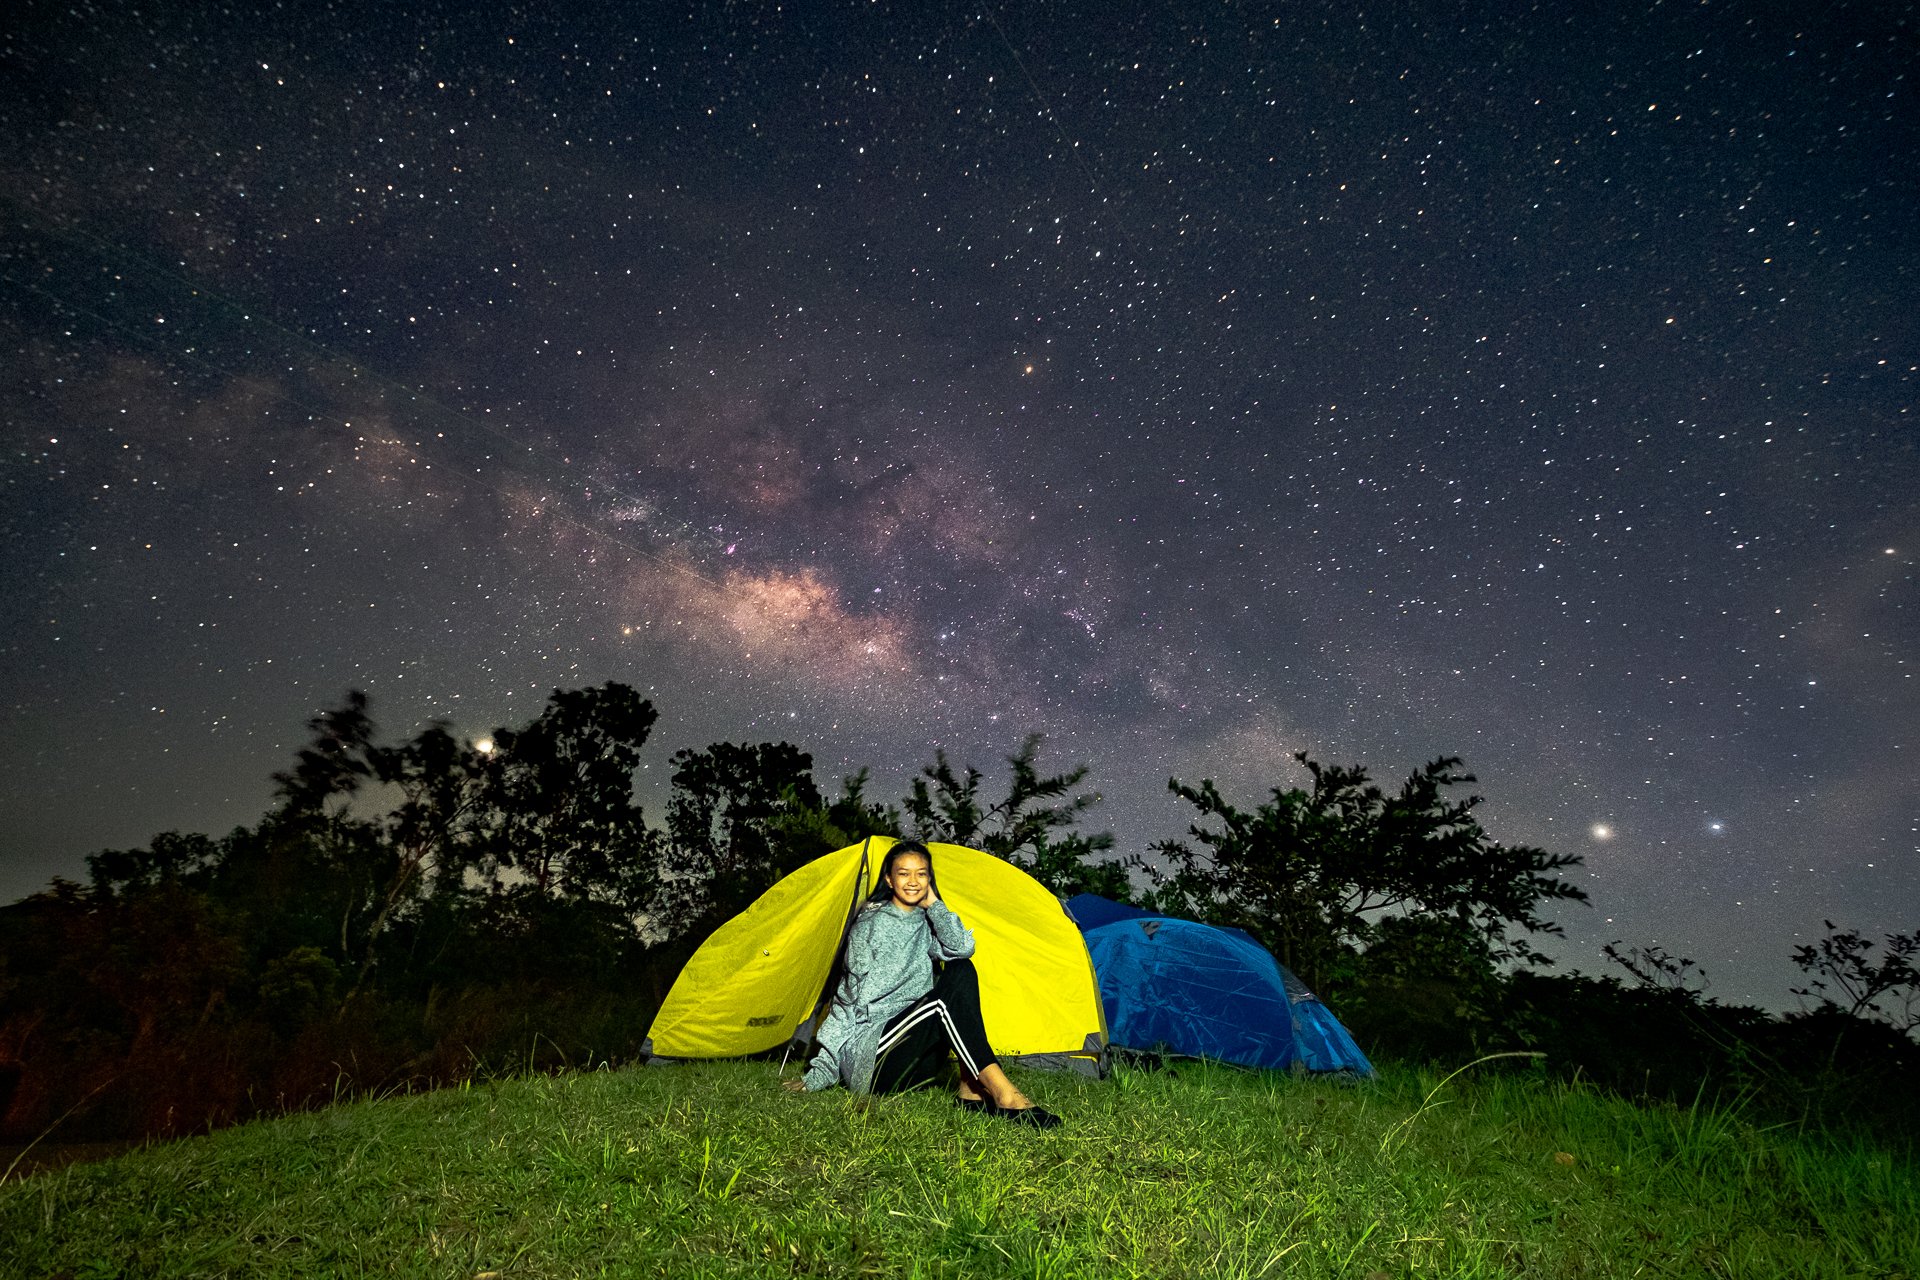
left=1063, top=894, right=1374, bottom=1076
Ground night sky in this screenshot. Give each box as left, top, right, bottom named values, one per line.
left=2, top=1, right=1914, bottom=1009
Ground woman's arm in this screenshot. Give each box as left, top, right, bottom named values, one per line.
left=800, top=1041, right=840, bottom=1091
left=924, top=900, right=975, bottom=961
left=799, top=912, right=879, bottom=1092
left=838, top=909, right=880, bottom=1014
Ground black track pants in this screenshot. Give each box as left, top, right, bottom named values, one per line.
left=870, top=958, right=1000, bottom=1094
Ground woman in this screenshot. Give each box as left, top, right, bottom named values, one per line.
left=784, top=840, right=1062, bottom=1128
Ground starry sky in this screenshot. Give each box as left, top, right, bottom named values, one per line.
left=2, top=1, right=1914, bottom=1009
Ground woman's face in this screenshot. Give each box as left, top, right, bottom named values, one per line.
left=884, top=853, right=933, bottom=909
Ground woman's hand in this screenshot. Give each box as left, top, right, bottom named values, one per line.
left=781, top=1077, right=808, bottom=1093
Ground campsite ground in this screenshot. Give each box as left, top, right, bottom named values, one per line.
left=2, top=1059, right=1912, bottom=1278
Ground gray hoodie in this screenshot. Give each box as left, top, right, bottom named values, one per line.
left=802, top=899, right=976, bottom=1092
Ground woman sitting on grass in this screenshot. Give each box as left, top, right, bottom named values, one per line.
left=782, top=840, right=1063, bottom=1129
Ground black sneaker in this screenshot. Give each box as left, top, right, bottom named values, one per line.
left=993, top=1103, right=1063, bottom=1130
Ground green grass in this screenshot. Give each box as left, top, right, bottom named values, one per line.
left=2, top=1058, right=1913, bottom=1278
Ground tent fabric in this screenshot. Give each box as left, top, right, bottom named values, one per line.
left=1084, top=917, right=1299, bottom=1071
left=645, top=840, right=873, bottom=1061
left=647, top=837, right=1108, bottom=1075
left=1062, top=892, right=1157, bottom=933
left=1287, top=996, right=1374, bottom=1077
left=1063, top=894, right=1374, bottom=1076
left=1064, top=892, right=1264, bottom=951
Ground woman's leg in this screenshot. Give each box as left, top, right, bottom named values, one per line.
left=872, top=961, right=1060, bottom=1125
left=867, top=1013, right=950, bottom=1095
left=871, top=959, right=1023, bottom=1100
left=967, top=1063, right=1033, bottom=1110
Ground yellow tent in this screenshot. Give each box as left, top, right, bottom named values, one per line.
left=644, top=836, right=1108, bottom=1076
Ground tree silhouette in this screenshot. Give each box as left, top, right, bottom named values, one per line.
left=1602, top=941, right=1711, bottom=997
left=265, top=683, right=663, bottom=993
left=1791, top=922, right=1920, bottom=1033
left=903, top=735, right=1129, bottom=895
left=1145, top=753, right=1588, bottom=991
left=271, top=696, right=490, bottom=990
left=85, top=831, right=223, bottom=899
left=468, top=683, right=662, bottom=912
left=661, top=741, right=824, bottom=935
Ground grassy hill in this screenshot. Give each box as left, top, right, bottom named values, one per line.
left=2, top=1058, right=1913, bottom=1278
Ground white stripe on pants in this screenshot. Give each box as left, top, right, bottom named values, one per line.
left=875, top=998, right=984, bottom=1079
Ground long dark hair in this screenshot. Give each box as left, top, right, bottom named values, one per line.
left=867, top=838, right=941, bottom=906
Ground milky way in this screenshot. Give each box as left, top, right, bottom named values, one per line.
left=2, top=1, right=1914, bottom=1007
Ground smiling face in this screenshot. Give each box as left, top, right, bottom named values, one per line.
left=883, top=852, right=933, bottom=910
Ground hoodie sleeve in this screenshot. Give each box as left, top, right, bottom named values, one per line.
left=801, top=1041, right=840, bottom=1091
left=924, top=901, right=975, bottom=961
left=838, top=910, right=881, bottom=1019
left=801, top=910, right=880, bottom=1091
